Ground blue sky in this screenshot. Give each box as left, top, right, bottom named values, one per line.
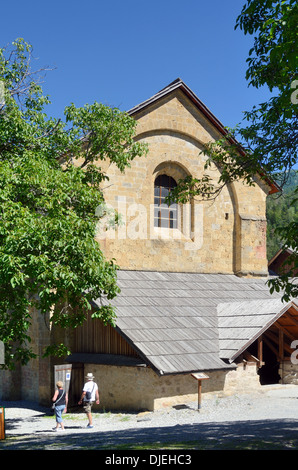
left=1, top=0, right=273, bottom=129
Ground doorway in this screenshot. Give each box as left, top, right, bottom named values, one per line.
left=54, top=363, right=84, bottom=408
left=68, top=363, right=84, bottom=408
left=247, top=340, right=280, bottom=385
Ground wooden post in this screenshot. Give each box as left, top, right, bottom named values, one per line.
left=279, top=329, right=284, bottom=384
left=198, top=380, right=202, bottom=409
left=191, top=373, right=209, bottom=411
left=0, top=408, right=5, bottom=440
left=258, top=335, right=263, bottom=366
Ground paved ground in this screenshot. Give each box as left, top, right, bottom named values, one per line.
left=1, top=385, right=298, bottom=451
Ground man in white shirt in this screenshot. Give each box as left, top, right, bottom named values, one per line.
left=78, top=372, right=100, bottom=428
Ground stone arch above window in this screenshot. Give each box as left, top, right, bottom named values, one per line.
left=153, top=160, right=191, bottom=182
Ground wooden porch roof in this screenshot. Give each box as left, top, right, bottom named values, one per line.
left=218, top=299, right=298, bottom=362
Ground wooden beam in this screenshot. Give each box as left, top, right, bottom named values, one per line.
left=243, top=350, right=259, bottom=364
left=264, top=330, right=279, bottom=346
left=263, top=335, right=279, bottom=359
left=283, top=311, right=298, bottom=328
left=264, top=330, right=293, bottom=356
left=275, top=321, right=296, bottom=341
left=258, top=336, right=264, bottom=366
left=279, top=329, right=284, bottom=361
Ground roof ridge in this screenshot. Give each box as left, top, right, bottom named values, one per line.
left=127, top=79, right=280, bottom=195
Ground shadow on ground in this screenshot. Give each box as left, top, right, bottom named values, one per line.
left=1, top=418, right=298, bottom=450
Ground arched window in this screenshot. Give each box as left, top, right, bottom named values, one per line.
left=154, top=175, right=178, bottom=228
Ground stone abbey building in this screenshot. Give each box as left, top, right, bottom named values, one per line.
left=1, top=79, right=297, bottom=410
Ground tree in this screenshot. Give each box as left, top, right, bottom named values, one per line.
left=235, top=0, right=297, bottom=182
left=0, top=39, right=147, bottom=368
left=236, top=0, right=298, bottom=301
left=169, top=0, right=297, bottom=300
left=266, top=171, right=298, bottom=260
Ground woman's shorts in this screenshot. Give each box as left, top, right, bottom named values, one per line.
left=55, top=404, right=65, bottom=423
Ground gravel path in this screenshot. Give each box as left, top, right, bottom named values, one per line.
left=1, top=384, right=298, bottom=450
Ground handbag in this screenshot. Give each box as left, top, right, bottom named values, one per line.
left=85, top=384, right=95, bottom=402
left=52, top=390, right=65, bottom=410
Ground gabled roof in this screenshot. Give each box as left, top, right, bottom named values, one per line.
left=128, top=78, right=280, bottom=195
left=218, top=299, right=297, bottom=362
left=92, top=270, right=292, bottom=376
left=268, top=246, right=297, bottom=275
left=128, top=78, right=228, bottom=137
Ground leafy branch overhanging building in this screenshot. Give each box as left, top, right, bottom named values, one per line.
left=1, top=79, right=297, bottom=410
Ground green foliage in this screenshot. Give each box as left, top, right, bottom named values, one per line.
left=0, top=39, right=147, bottom=368
left=266, top=171, right=298, bottom=260
left=267, top=173, right=297, bottom=302
left=170, top=1, right=297, bottom=300
left=267, top=218, right=298, bottom=302
left=171, top=1, right=297, bottom=204
left=236, top=0, right=298, bottom=301
left=235, top=0, right=298, bottom=177
left=236, top=0, right=297, bottom=91
left=167, top=127, right=258, bottom=205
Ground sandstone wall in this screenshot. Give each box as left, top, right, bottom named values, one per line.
left=98, top=90, right=270, bottom=276
left=80, top=361, right=261, bottom=412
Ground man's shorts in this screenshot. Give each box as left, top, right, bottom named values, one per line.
left=83, top=401, right=93, bottom=413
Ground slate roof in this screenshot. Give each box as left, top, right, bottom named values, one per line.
left=91, top=270, right=295, bottom=376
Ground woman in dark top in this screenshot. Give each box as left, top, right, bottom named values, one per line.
left=52, top=381, right=68, bottom=431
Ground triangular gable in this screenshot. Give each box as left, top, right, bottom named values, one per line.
left=268, top=246, right=297, bottom=275
left=128, top=78, right=280, bottom=195
left=128, top=78, right=228, bottom=138
left=218, top=299, right=298, bottom=362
